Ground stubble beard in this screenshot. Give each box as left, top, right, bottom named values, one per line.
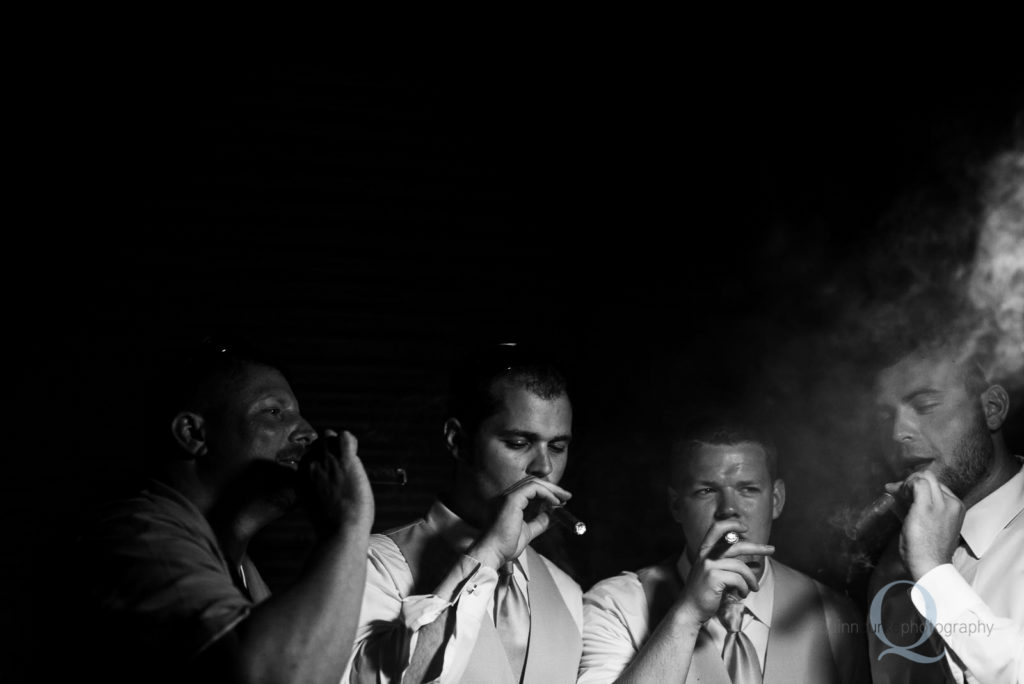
left=938, top=422, right=993, bottom=499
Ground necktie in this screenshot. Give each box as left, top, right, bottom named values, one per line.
left=718, top=599, right=762, bottom=684
left=494, top=561, right=531, bottom=682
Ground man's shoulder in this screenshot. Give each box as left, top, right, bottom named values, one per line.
left=583, top=570, right=644, bottom=607
left=368, top=518, right=431, bottom=565
left=80, top=484, right=209, bottom=549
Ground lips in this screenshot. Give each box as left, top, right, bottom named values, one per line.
left=277, top=447, right=306, bottom=469
left=899, top=458, right=934, bottom=478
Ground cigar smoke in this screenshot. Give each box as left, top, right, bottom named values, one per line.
left=964, top=144, right=1024, bottom=390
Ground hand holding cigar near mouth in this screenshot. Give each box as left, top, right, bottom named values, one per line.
left=311, top=428, right=408, bottom=486
left=501, top=476, right=587, bottom=536
left=702, top=526, right=774, bottom=606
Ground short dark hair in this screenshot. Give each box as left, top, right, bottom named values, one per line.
left=146, top=334, right=285, bottom=458
left=447, top=342, right=568, bottom=433
left=668, top=413, right=780, bottom=485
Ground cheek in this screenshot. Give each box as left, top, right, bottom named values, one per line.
left=475, top=444, right=523, bottom=481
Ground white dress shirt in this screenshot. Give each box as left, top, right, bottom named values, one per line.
left=343, top=499, right=582, bottom=683
left=579, top=553, right=775, bottom=684
left=909, top=462, right=1024, bottom=684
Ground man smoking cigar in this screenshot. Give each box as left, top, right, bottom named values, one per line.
left=343, top=342, right=583, bottom=683
left=868, top=335, right=1024, bottom=684
left=580, top=414, right=869, bottom=684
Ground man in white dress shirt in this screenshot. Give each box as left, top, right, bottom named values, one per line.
left=869, top=339, right=1024, bottom=683
left=344, top=343, right=583, bottom=683
left=580, top=415, right=869, bottom=684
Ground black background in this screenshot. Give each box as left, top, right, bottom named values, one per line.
left=9, top=53, right=1023, bottom=680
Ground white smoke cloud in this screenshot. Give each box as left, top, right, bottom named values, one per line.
left=965, top=145, right=1024, bottom=389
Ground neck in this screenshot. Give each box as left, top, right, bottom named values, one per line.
left=442, top=483, right=488, bottom=531
left=963, top=446, right=1018, bottom=509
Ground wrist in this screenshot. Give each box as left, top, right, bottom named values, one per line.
left=909, top=556, right=947, bottom=581
left=467, top=542, right=504, bottom=570
left=670, top=599, right=709, bottom=631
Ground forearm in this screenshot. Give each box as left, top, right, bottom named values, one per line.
left=232, top=518, right=372, bottom=684
left=613, top=605, right=702, bottom=684
left=345, top=550, right=497, bottom=684
left=912, top=564, right=1024, bottom=683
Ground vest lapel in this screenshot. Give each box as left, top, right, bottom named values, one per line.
left=521, top=547, right=582, bottom=684
left=762, top=561, right=838, bottom=684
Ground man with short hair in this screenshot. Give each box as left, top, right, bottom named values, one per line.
left=868, top=339, right=1023, bottom=683
left=344, top=343, right=582, bottom=683
left=579, top=416, right=869, bottom=684
left=76, top=336, right=375, bottom=684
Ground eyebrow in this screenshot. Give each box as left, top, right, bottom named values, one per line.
left=497, top=429, right=573, bottom=442
left=902, top=388, right=943, bottom=403
left=690, top=477, right=764, bottom=487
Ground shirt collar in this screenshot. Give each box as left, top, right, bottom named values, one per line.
left=960, top=461, right=1024, bottom=559
left=425, top=498, right=531, bottom=580
left=676, top=551, right=774, bottom=627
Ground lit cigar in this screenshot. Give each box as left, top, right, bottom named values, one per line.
left=313, top=429, right=408, bottom=486
left=501, top=476, right=587, bottom=537
left=548, top=504, right=587, bottom=536
left=720, top=531, right=742, bottom=604
left=364, top=466, right=408, bottom=486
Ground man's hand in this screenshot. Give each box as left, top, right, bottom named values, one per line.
left=678, top=521, right=775, bottom=624
left=302, top=429, right=375, bottom=536
left=886, top=470, right=965, bottom=580
left=468, top=477, right=571, bottom=569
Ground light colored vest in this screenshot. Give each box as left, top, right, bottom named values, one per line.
left=638, top=557, right=844, bottom=684
left=389, top=519, right=582, bottom=684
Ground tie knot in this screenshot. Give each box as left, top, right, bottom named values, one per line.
left=718, top=598, right=746, bottom=633
left=500, top=562, right=516, bottom=581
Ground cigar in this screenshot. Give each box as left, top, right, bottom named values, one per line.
left=719, top=530, right=743, bottom=604
left=364, top=466, right=408, bottom=486
left=849, top=484, right=911, bottom=540
left=501, top=476, right=587, bottom=536
left=548, top=504, right=587, bottom=536
left=313, top=429, right=407, bottom=486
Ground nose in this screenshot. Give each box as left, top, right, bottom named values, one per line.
left=893, top=406, right=917, bottom=444
left=714, top=489, right=740, bottom=520
left=526, top=447, right=553, bottom=479
left=292, top=415, right=318, bottom=446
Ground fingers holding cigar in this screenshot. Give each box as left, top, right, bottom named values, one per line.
left=698, top=521, right=775, bottom=562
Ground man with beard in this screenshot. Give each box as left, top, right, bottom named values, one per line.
left=868, top=340, right=1023, bottom=683
left=74, top=336, right=375, bottom=684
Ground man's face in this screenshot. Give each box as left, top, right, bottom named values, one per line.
left=462, top=384, right=573, bottom=504
left=202, top=364, right=317, bottom=487
left=669, top=442, right=784, bottom=578
left=874, top=353, right=993, bottom=497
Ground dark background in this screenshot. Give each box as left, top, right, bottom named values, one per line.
left=9, top=56, right=1023, bottom=679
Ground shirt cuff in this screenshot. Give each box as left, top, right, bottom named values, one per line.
left=399, top=554, right=498, bottom=631
left=910, top=563, right=978, bottom=626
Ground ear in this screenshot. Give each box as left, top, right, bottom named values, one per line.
left=771, top=478, right=786, bottom=520
left=171, top=412, right=207, bottom=458
left=443, top=418, right=465, bottom=461
left=980, top=385, right=1010, bottom=431
left=667, top=486, right=683, bottom=524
